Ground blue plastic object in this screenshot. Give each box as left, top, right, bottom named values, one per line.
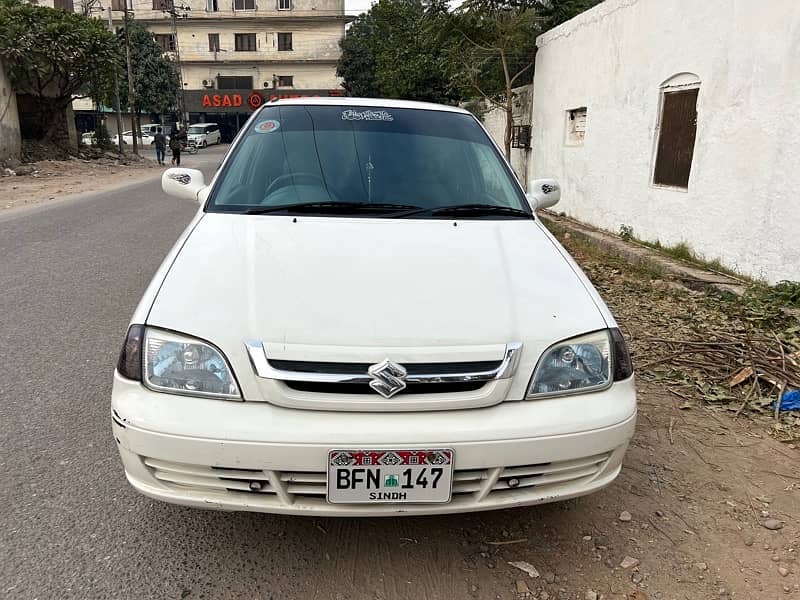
left=778, top=389, right=800, bottom=412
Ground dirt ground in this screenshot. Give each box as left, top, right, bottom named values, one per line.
left=0, top=155, right=160, bottom=212
left=471, top=230, right=800, bottom=600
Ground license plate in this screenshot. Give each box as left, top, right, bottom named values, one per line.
left=327, top=449, right=453, bottom=504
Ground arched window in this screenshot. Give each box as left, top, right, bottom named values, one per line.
left=653, top=73, right=700, bottom=189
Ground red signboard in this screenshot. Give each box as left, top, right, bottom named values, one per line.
left=189, top=89, right=347, bottom=113
left=247, top=91, right=264, bottom=109
left=201, top=93, right=244, bottom=108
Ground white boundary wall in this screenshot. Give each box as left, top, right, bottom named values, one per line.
left=530, top=0, right=800, bottom=283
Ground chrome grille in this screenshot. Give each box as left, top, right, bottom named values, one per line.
left=244, top=340, right=523, bottom=396
left=283, top=380, right=487, bottom=395
left=145, top=458, right=276, bottom=494
left=143, top=452, right=610, bottom=504
left=494, top=453, right=610, bottom=492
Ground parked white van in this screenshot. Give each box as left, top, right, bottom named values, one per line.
left=187, top=123, right=222, bottom=147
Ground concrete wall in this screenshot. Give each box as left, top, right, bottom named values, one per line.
left=530, top=0, right=800, bottom=283
left=160, top=19, right=343, bottom=62
left=181, top=62, right=339, bottom=91
left=480, top=84, right=533, bottom=187
left=0, top=61, right=21, bottom=164
left=151, top=19, right=343, bottom=90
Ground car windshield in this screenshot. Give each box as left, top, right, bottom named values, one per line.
left=207, top=105, right=530, bottom=218
left=188, top=126, right=206, bottom=134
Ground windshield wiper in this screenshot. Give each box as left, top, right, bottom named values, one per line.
left=390, top=203, right=531, bottom=219
left=244, top=202, right=423, bottom=215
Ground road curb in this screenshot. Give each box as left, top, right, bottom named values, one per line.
left=538, top=211, right=747, bottom=297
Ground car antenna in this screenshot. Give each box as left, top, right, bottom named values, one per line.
left=366, top=154, right=374, bottom=203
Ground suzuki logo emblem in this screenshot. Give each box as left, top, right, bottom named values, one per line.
left=367, top=359, right=407, bottom=398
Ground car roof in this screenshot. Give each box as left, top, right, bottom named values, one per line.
left=257, top=97, right=470, bottom=115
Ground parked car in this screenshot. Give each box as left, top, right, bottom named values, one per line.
left=80, top=132, right=96, bottom=146
left=140, top=123, right=170, bottom=136
left=112, top=98, right=636, bottom=516
left=186, top=123, right=222, bottom=147
left=112, top=130, right=154, bottom=146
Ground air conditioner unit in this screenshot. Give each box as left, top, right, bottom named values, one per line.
left=202, top=79, right=214, bottom=88
left=263, top=81, right=271, bottom=88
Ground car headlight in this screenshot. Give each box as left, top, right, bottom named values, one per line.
left=527, top=328, right=632, bottom=398
left=116, top=326, right=241, bottom=400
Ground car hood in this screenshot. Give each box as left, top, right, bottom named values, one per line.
left=147, top=213, right=609, bottom=389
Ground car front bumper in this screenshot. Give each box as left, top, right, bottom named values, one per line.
left=112, top=372, right=636, bottom=516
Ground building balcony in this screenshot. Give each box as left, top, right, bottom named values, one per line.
left=117, top=8, right=350, bottom=23
left=177, top=48, right=340, bottom=63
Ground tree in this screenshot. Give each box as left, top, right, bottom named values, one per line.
left=457, top=0, right=604, bottom=30
left=337, top=0, right=455, bottom=104
left=446, top=1, right=540, bottom=158
left=337, top=12, right=380, bottom=98
left=335, top=0, right=603, bottom=157
left=114, top=21, right=181, bottom=118
left=534, top=0, right=604, bottom=29
left=0, top=0, right=121, bottom=141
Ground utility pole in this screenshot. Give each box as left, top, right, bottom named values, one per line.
left=123, top=0, right=139, bottom=156
left=161, top=1, right=190, bottom=126
left=108, top=6, right=125, bottom=154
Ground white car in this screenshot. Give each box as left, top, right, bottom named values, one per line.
left=112, top=98, right=636, bottom=516
left=186, top=123, right=222, bottom=147
left=139, top=123, right=168, bottom=136
left=112, top=130, right=154, bottom=146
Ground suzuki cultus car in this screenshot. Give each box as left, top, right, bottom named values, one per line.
left=112, top=98, right=636, bottom=516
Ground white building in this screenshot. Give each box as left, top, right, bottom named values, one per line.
left=529, top=0, right=800, bottom=283
left=45, top=0, right=348, bottom=139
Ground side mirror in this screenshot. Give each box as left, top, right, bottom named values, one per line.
left=526, top=178, right=561, bottom=211
left=162, top=168, right=205, bottom=201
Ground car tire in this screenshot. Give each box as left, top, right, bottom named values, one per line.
left=202, top=140, right=208, bottom=148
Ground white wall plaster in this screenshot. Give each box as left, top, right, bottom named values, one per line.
left=530, top=0, right=800, bottom=283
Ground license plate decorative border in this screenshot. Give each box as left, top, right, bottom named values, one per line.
left=327, top=449, right=454, bottom=504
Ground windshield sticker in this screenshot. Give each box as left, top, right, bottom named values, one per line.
left=254, top=119, right=280, bottom=133
left=341, top=109, right=394, bottom=122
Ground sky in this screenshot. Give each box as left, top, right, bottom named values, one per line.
left=345, top=0, right=374, bottom=14
left=345, top=0, right=463, bottom=15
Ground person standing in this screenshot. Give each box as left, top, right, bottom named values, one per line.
left=169, top=125, right=187, bottom=167
left=154, top=127, right=167, bottom=166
